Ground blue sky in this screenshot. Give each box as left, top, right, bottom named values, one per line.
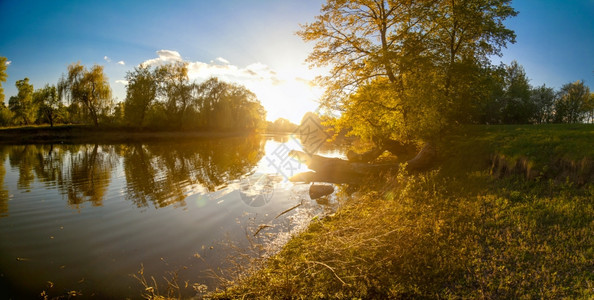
left=1, top=0, right=593, bottom=122
left=497, top=0, right=594, bottom=88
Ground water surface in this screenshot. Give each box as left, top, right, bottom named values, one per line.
left=0, top=135, right=342, bottom=298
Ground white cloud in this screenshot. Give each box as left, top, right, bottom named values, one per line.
left=104, top=56, right=111, bottom=63
left=117, top=61, right=125, bottom=66
left=5, top=60, right=11, bottom=66
left=140, top=49, right=323, bottom=123
left=215, top=57, right=230, bottom=64
left=182, top=60, right=285, bottom=87
left=142, top=50, right=183, bottom=67
left=115, top=79, right=128, bottom=85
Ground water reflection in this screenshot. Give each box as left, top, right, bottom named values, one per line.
left=0, top=135, right=264, bottom=215
left=67, top=144, right=117, bottom=207
left=121, top=136, right=263, bottom=208
left=8, top=145, right=37, bottom=190
left=0, top=147, right=8, bottom=217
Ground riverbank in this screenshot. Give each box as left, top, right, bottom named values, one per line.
left=212, top=124, right=594, bottom=299
left=0, top=125, right=258, bottom=144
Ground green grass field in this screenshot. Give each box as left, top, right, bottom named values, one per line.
left=213, top=124, right=594, bottom=299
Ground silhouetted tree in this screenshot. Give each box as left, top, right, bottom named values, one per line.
left=584, top=92, right=594, bottom=123
left=554, top=80, right=590, bottom=123
left=530, top=84, right=556, bottom=124
left=501, top=61, right=533, bottom=124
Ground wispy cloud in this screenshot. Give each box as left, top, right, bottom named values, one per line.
left=115, top=79, right=128, bottom=85
left=117, top=61, right=125, bottom=66
left=296, top=77, right=316, bottom=88
left=5, top=60, right=11, bottom=66
left=104, top=56, right=111, bottom=63
left=215, top=57, right=229, bottom=64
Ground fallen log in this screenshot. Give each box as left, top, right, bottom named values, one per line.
left=346, top=148, right=385, bottom=163
left=346, top=139, right=417, bottom=163
left=405, top=143, right=436, bottom=171
left=382, top=139, right=418, bottom=158
left=289, top=143, right=435, bottom=184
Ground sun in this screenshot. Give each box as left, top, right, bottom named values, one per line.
left=178, top=51, right=326, bottom=124
left=250, top=69, right=324, bottom=124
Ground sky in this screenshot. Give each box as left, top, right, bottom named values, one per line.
left=1, top=0, right=593, bottom=123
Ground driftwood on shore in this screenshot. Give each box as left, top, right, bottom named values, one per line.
left=289, top=143, right=436, bottom=184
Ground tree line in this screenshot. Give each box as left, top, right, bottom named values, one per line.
left=0, top=58, right=266, bottom=131
left=478, top=61, right=593, bottom=125
left=300, top=0, right=593, bottom=147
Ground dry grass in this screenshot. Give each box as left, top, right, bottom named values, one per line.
left=213, top=169, right=593, bottom=299
left=211, top=124, right=594, bottom=299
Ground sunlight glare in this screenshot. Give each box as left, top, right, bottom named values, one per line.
left=242, top=68, right=323, bottom=124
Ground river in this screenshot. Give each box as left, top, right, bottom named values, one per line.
left=0, top=134, right=344, bottom=298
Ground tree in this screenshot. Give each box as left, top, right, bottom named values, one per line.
left=124, top=65, right=158, bottom=127
left=155, top=62, right=193, bottom=129
left=194, top=77, right=225, bottom=128
left=299, top=0, right=517, bottom=145
left=111, top=102, right=125, bottom=125
left=584, top=92, right=594, bottom=123
left=530, top=84, right=556, bottom=124
left=33, top=84, right=62, bottom=127
left=58, top=63, right=112, bottom=127
left=0, top=56, right=7, bottom=105
left=333, top=78, right=408, bottom=144
left=8, top=78, right=36, bottom=125
left=0, top=102, right=13, bottom=126
left=194, top=77, right=266, bottom=131
left=554, top=80, right=590, bottom=123
left=500, top=61, right=533, bottom=124
left=476, top=65, right=506, bottom=124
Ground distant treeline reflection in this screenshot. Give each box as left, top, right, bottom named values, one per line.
left=0, top=135, right=264, bottom=215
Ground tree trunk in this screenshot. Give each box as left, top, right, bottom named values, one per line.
left=289, top=143, right=436, bottom=184
left=346, top=139, right=418, bottom=164
left=90, top=108, right=99, bottom=127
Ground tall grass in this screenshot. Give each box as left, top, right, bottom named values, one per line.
left=213, top=125, right=594, bottom=299
left=215, top=170, right=593, bottom=298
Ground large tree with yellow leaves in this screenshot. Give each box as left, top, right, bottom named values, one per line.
left=299, top=0, right=517, bottom=148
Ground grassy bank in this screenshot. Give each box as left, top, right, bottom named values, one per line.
left=442, top=124, right=594, bottom=183
left=213, top=124, right=594, bottom=299
left=0, top=125, right=257, bottom=144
